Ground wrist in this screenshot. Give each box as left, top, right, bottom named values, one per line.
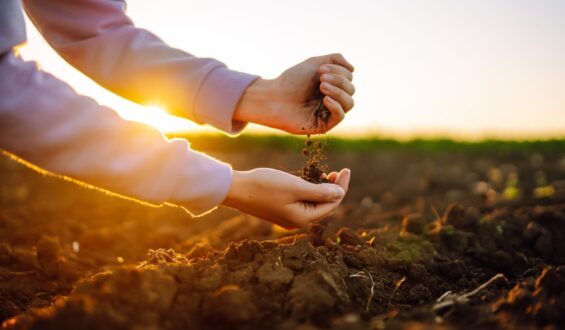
left=222, top=170, right=249, bottom=209
left=233, top=78, right=279, bottom=126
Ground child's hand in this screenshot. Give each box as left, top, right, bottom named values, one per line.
left=234, top=54, right=355, bottom=135
left=222, top=168, right=350, bottom=228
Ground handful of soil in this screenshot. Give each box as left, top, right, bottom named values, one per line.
left=300, top=138, right=329, bottom=183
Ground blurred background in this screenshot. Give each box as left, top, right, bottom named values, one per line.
left=20, top=0, right=565, bottom=140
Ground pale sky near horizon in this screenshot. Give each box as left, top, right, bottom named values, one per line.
left=19, top=0, right=565, bottom=139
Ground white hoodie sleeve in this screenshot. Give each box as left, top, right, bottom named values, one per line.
left=22, top=0, right=258, bottom=134
left=0, top=51, right=233, bottom=216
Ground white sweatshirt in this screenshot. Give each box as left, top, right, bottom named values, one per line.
left=0, top=0, right=259, bottom=215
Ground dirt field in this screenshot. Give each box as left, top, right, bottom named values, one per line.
left=1, top=135, right=564, bottom=329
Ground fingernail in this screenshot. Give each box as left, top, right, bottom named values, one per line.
left=334, top=186, right=345, bottom=199
left=321, top=74, right=332, bottom=82
left=320, top=65, right=330, bottom=73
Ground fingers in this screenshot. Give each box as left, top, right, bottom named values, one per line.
left=307, top=169, right=351, bottom=220
left=318, top=63, right=355, bottom=117
left=297, top=169, right=350, bottom=203
left=334, top=168, right=351, bottom=194
left=304, top=200, right=342, bottom=223
left=321, top=96, right=345, bottom=131
left=320, top=82, right=354, bottom=112
left=326, top=172, right=338, bottom=183
left=320, top=73, right=355, bottom=96
left=301, top=169, right=351, bottom=221
left=318, top=64, right=353, bottom=81
left=329, top=53, right=355, bottom=72
left=299, top=181, right=345, bottom=203
left=288, top=169, right=352, bottom=226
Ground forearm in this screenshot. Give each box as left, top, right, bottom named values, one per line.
left=233, top=78, right=279, bottom=126
left=22, top=0, right=258, bottom=134
left=0, top=52, right=231, bottom=215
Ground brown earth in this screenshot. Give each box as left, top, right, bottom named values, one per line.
left=1, top=141, right=564, bottom=329
left=300, top=138, right=329, bottom=184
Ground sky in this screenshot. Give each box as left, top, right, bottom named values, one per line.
left=19, top=0, right=565, bottom=139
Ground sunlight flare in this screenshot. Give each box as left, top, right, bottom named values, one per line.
left=117, top=103, right=207, bottom=133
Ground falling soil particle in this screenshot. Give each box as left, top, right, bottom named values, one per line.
left=299, top=87, right=332, bottom=184
left=300, top=136, right=329, bottom=184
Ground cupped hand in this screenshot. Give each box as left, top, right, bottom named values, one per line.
left=234, top=53, right=355, bottom=135
left=222, top=168, right=350, bottom=228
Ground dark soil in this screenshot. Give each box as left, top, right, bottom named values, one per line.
left=300, top=138, right=329, bottom=184
left=300, top=90, right=332, bottom=184
left=1, top=142, right=565, bottom=329
left=312, top=91, right=331, bottom=130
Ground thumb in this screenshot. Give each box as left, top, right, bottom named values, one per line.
left=299, top=181, right=345, bottom=203
left=334, top=168, right=351, bottom=194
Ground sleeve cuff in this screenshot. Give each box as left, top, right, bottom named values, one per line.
left=167, top=142, right=233, bottom=216
left=193, top=66, right=259, bottom=135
